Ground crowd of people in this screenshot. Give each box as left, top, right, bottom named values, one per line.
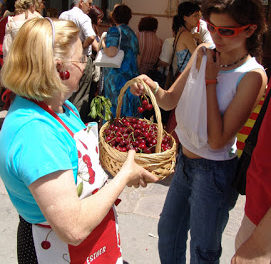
left=0, top=0, right=270, bottom=263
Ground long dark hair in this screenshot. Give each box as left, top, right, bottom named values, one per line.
left=172, top=1, right=200, bottom=35
left=201, top=0, right=267, bottom=60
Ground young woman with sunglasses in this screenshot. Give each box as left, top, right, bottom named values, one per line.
left=130, top=0, right=267, bottom=263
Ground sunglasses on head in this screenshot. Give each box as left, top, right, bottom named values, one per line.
left=206, top=21, right=251, bottom=37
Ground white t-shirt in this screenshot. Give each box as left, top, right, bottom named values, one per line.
left=192, top=19, right=214, bottom=46
left=159, top=37, right=174, bottom=64
left=159, top=37, right=175, bottom=74
left=59, top=7, right=96, bottom=56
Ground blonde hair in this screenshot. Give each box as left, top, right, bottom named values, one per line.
left=1, top=18, right=80, bottom=100
left=15, top=0, right=35, bottom=14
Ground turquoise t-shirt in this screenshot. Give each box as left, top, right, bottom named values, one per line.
left=0, top=96, right=85, bottom=223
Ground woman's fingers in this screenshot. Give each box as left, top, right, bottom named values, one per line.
left=139, top=178, right=147, bottom=188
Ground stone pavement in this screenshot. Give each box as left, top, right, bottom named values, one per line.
left=0, top=175, right=246, bottom=264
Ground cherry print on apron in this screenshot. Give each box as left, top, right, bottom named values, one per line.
left=28, top=100, right=122, bottom=264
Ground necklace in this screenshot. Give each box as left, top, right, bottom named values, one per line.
left=219, top=54, right=248, bottom=68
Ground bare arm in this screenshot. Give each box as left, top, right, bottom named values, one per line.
left=101, top=37, right=119, bottom=57
left=205, top=50, right=267, bottom=149
left=29, top=151, right=157, bottom=246
left=83, top=36, right=95, bottom=49
left=91, top=38, right=99, bottom=53
left=231, top=209, right=271, bottom=264
left=130, top=44, right=208, bottom=111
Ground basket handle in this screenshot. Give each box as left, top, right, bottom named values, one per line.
left=115, top=78, right=163, bottom=153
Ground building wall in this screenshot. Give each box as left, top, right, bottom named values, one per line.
left=124, top=0, right=178, bottom=41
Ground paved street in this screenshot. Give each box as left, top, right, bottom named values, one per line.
left=0, top=174, right=245, bottom=263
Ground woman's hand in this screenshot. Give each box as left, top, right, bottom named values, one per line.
left=129, top=74, right=157, bottom=96
left=197, top=47, right=219, bottom=80
left=118, top=150, right=158, bottom=188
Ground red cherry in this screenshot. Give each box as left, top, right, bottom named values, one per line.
left=139, top=143, right=146, bottom=149
left=115, top=136, right=122, bottom=143
left=137, top=107, right=144, bottom=113
left=146, top=104, right=153, bottom=111
left=41, top=240, right=51, bottom=250
left=116, top=131, right=122, bottom=137
left=142, top=99, right=148, bottom=106
left=144, top=148, right=152, bottom=154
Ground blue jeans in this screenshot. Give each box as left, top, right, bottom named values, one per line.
left=158, top=151, right=238, bottom=264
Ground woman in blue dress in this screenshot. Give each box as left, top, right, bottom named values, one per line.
left=102, top=4, right=140, bottom=117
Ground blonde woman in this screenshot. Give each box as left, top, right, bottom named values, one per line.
left=0, top=17, right=156, bottom=263
left=2, top=0, right=41, bottom=58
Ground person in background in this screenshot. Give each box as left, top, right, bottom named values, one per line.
left=172, top=2, right=200, bottom=75
left=137, top=16, right=162, bottom=74
left=0, top=17, right=157, bottom=263
left=88, top=4, right=104, bottom=53
left=35, top=0, right=46, bottom=16
left=60, top=0, right=98, bottom=56
left=2, top=0, right=42, bottom=58
left=0, top=0, right=15, bottom=119
left=59, top=0, right=99, bottom=123
left=101, top=4, right=140, bottom=118
left=1, top=0, right=16, bottom=18
left=165, top=1, right=201, bottom=142
left=89, top=5, right=103, bottom=38
left=232, top=79, right=271, bottom=264
left=192, top=18, right=214, bottom=45
left=130, top=0, right=267, bottom=262
left=0, top=0, right=40, bottom=119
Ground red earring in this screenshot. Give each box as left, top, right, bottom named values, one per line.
left=59, top=70, right=70, bottom=80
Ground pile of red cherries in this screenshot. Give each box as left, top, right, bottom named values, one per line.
left=104, top=117, right=172, bottom=153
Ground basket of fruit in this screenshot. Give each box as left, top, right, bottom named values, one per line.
left=99, top=78, right=177, bottom=180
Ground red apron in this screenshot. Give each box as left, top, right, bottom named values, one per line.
left=30, top=101, right=122, bottom=264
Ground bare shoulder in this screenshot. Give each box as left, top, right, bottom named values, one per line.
left=236, top=68, right=267, bottom=107
left=239, top=68, right=267, bottom=91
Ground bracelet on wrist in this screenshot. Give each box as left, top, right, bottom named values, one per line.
left=205, top=79, right=217, bottom=85
left=153, top=82, right=159, bottom=95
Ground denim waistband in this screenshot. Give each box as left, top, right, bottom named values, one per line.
left=179, top=150, right=238, bottom=170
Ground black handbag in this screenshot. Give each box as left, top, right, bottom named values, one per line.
left=233, top=87, right=271, bottom=195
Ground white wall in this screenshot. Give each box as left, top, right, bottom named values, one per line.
left=124, top=0, right=177, bottom=41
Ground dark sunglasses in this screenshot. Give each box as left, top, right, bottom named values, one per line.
left=206, top=21, right=251, bottom=37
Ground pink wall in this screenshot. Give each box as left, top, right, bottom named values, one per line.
left=124, top=0, right=176, bottom=41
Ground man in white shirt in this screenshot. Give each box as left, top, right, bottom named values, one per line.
left=59, top=0, right=98, bottom=55
left=59, top=0, right=99, bottom=123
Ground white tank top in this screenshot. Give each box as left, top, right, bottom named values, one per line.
left=175, top=57, right=264, bottom=161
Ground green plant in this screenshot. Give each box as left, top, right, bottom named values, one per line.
left=89, top=96, right=112, bottom=121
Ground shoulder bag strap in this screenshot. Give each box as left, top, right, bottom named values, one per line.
left=168, top=29, right=183, bottom=70
left=117, top=26, right=122, bottom=51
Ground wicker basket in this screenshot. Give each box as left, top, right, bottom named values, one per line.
left=99, top=78, right=176, bottom=180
